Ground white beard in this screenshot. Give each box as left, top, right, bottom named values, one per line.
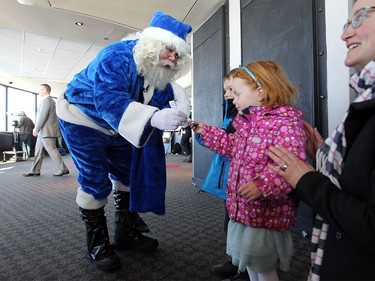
left=143, top=59, right=180, bottom=90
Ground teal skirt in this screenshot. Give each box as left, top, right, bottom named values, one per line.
left=226, top=221, right=293, bottom=273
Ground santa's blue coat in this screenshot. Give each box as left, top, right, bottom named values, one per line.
left=58, top=39, right=188, bottom=215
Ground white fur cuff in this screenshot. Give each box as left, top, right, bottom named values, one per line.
left=76, top=188, right=108, bottom=210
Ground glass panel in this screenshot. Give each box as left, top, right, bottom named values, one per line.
left=0, top=85, right=6, bottom=131
left=7, top=88, right=36, bottom=132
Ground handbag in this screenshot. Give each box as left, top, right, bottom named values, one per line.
left=200, top=152, right=229, bottom=200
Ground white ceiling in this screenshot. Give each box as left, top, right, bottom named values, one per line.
left=0, top=0, right=225, bottom=96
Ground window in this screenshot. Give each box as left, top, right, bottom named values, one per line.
left=4, top=87, right=36, bottom=132
left=0, top=85, right=5, bottom=131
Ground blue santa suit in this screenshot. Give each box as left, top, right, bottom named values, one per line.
left=57, top=39, right=190, bottom=215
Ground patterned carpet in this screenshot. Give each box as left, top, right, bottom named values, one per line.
left=0, top=153, right=310, bottom=281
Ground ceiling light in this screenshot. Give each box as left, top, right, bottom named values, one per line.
left=17, top=0, right=51, bottom=8
left=75, top=22, right=84, bottom=26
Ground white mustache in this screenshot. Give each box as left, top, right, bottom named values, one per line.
left=159, top=59, right=176, bottom=69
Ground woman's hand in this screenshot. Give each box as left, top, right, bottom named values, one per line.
left=268, top=145, right=315, bottom=188
left=238, top=181, right=262, bottom=202
left=304, top=121, right=324, bottom=161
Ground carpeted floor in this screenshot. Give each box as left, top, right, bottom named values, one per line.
left=0, top=153, right=310, bottom=281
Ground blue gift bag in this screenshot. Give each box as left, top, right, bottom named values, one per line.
left=200, top=152, right=230, bottom=200
left=196, top=99, right=235, bottom=200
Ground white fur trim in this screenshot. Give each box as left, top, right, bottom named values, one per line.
left=111, top=180, right=130, bottom=192
left=58, top=93, right=157, bottom=147
left=56, top=93, right=115, bottom=136
left=118, top=102, right=158, bottom=148
left=76, top=187, right=108, bottom=209
left=171, top=82, right=190, bottom=116
left=141, top=27, right=189, bottom=57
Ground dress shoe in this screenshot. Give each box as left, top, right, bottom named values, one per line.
left=53, top=169, right=70, bottom=176
left=212, top=260, right=239, bottom=278
left=22, top=173, right=40, bottom=177
left=222, top=270, right=250, bottom=281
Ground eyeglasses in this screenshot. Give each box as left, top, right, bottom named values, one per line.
left=343, top=5, right=375, bottom=32
left=241, top=66, right=262, bottom=87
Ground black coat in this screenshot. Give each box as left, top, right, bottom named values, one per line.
left=296, top=99, right=375, bottom=280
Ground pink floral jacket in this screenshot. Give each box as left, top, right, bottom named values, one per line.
left=200, top=105, right=307, bottom=231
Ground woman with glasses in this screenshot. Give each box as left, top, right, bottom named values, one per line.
left=267, top=0, right=375, bottom=280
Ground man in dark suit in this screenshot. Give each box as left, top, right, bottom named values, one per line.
left=23, top=84, right=69, bottom=177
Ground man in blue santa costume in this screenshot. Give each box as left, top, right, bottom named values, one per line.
left=57, top=11, right=191, bottom=271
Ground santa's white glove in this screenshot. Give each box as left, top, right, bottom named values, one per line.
left=151, top=108, right=188, bottom=130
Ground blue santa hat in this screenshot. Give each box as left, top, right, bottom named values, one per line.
left=141, top=11, right=192, bottom=57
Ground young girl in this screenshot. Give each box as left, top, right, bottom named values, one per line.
left=191, top=61, right=307, bottom=281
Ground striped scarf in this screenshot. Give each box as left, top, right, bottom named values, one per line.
left=308, top=60, right=375, bottom=281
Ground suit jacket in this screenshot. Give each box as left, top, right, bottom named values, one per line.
left=35, top=96, right=61, bottom=138
left=296, top=99, right=375, bottom=280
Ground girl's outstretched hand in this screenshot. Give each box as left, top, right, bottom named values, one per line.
left=189, top=120, right=205, bottom=134
left=267, top=145, right=315, bottom=188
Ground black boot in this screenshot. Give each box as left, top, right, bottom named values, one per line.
left=113, top=190, right=159, bottom=252
left=79, top=207, right=121, bottom=271
left=113, top=190, right=150, bottom=233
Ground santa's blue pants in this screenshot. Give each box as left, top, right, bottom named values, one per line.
left=58, top=119, right=132, bottom=204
